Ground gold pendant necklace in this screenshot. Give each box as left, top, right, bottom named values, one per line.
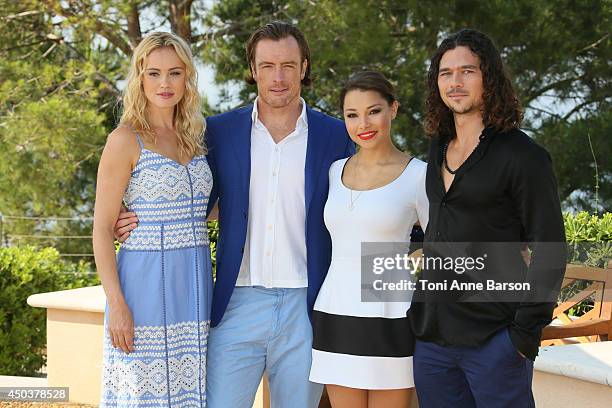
left=348, top=156, right=363, bottom=211
left=349, top=189, right=362, bottom=211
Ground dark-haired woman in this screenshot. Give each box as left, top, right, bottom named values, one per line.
left=309, top=71, right=428, bottom=408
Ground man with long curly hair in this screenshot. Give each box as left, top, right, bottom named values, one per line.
left=409, top=29, right=567, bottom=407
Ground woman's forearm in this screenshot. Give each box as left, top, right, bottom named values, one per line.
left=93, top=226, right=126, bottom=306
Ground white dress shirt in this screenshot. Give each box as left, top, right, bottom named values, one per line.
left=235, top=98, right=309, bottom=288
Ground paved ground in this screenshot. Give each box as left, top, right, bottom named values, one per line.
left=0, top=403, right=96, bottom=407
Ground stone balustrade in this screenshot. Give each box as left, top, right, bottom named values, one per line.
left=25, top=285, right=612, bottom=407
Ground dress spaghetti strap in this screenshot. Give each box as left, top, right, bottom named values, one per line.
left=132, top=128, right=144, bottom=150
left=121, top=124, right=145, bottom=150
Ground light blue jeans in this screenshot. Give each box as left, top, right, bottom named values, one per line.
left=206, top=287, right=323, bottom=408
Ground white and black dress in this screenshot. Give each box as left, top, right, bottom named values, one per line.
left=309, top=157, right=429, bottom=389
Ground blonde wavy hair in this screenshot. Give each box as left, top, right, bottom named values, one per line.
left=120, top=31, right=206, bottom=156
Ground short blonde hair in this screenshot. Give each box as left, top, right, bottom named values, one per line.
left=120, top=32, right=206, bottom=156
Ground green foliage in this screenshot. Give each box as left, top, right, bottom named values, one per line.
left=564, top=211, right=611, bottom=268
left=0, top=2, right=117, bottom=257
left=0, top=246, right=99, bottom=376
left=208, top=220, right=219, bottom=279
left=0, top=91, right=107, bottom=257
left=565, top=211, right=612, bottom=243
left=0, top=96, right=106, bottom=212
left=562, top=211, right=610, bottom=316
left=538, top=109, right=612, bottom=213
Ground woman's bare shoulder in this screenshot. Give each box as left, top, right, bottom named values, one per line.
left=101, top=125, right=141, bottom=166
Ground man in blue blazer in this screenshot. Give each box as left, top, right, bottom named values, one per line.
left=204, top=22, right=354, bottom=407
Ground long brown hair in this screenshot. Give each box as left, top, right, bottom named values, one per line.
left=424, top=29, right=523, bottom=138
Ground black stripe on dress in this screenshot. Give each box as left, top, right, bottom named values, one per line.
left=312, top=310, right=415, bottom=357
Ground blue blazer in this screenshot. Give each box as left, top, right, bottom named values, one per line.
left=205, top=104, right=355, bottom=327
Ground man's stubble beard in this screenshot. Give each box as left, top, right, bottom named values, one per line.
left=447, top=98, right=484, bottom=117
left=262, top=90, right=300, bottom=110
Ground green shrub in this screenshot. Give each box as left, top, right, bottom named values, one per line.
left=564, top=211, right=611, bottom=267
left=561, top=212, right=611, bottom=316
left=208, top=220, right=218, bottom=278
left=0, top=246, right=98, bottom=376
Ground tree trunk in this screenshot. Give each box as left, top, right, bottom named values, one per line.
left=126, top=1, right=142, bottom=50
left=169, top=0, right=193, bottom=44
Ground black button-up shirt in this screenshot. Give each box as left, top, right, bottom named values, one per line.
left=409, top=127, right=567, bottom=360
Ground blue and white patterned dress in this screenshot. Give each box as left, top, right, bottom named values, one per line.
left=101, top=134, right=213, bottom=407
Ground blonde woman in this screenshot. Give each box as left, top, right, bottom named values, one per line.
left=93, top=32, right=212, bottom=407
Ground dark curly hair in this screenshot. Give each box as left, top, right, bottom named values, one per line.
left=424, top=29, right=523, bottom=138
